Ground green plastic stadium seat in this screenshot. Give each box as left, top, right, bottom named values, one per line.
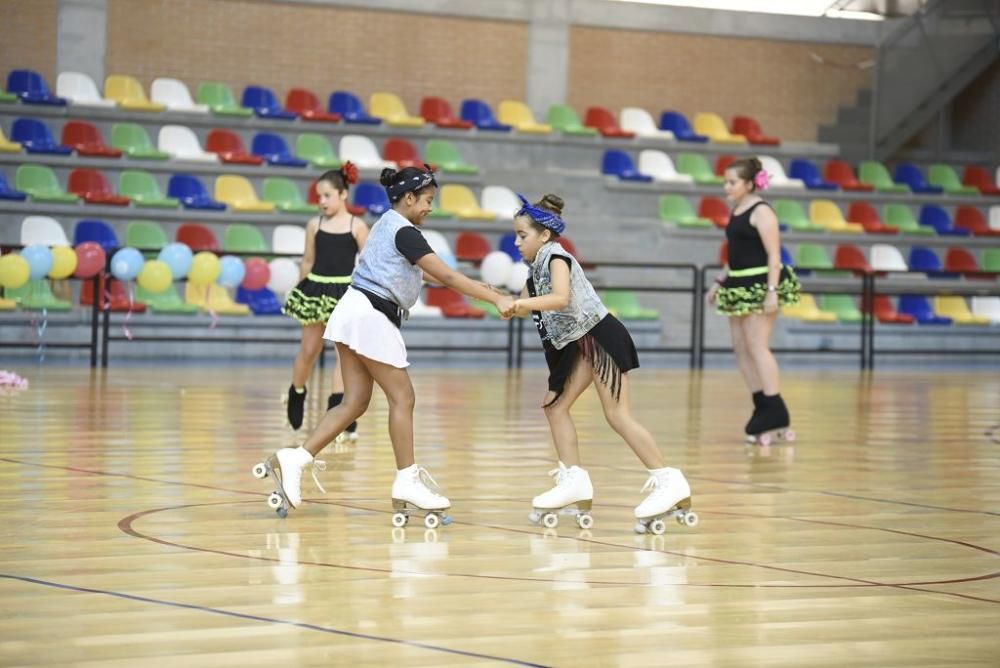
left=15, top=164, right=79, bottom=203
left=197, top=82, right=253, bottom=117
left=425, top=139, right=479, bottom=174
left=295, top=133, right=340, bottom=168
left=546, top=104, right=598, bottom=136
left=119, top=170, right=179, bottom=208
left=262, top=177, right=317, bottom=214
left=111, top=123, right=169, bottom=160
left=658, top=195, right=712, bottom=228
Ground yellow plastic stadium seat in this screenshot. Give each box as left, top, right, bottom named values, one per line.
left=809, top=200, right=865, bottom=234
left=693, top=112, right=747, bottom=144
left=781, top=293, right=838, bottom=322
left=185, top=283, right=251, bottom=315
left=498, top=100, right=552, bottom=134
left=0, top=297, right=16, bottom=310
left=369, top=92, right=425, bottom=127
left=0, top=127, right=21, bottom=153
left=214, top=175, right=276, bottom=213
left=933, top=296, right=990, bottom=325
left=104, top=75, right=165, bottom=112
left=440, top=185, right=496, bottom=221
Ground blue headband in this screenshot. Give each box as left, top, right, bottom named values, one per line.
left=515, top=193, right=565, bottom=235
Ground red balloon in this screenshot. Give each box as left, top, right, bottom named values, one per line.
left=73, top=242, right=107, bottom=279
left=241, top=257, right=271, bottom=291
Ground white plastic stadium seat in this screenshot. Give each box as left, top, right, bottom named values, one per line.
left=272, top=225, right=306, bottom=255
left=56, top=71, right=115, bottom=107
left=638, top=150, right=695, bottom=184
left=480, top=185, right=521, bottom=220
left=759, top=155, right=806, bottom=190
left=339, top=135, right=396, bottom=170
left=990, top=206, right=1000, bottom=231
left=158, top=125, right=218, bottom=162
left=971, top=297, right=1000, bottom=324
left=409, top=295, right=443, bottom=318
left=151, top=77, right=209, bottom=113
left=869, top=243, right=908, bottom=272
left=20, top=216, right=70, bottom=245
left=619, top=107, right=674, bottom=140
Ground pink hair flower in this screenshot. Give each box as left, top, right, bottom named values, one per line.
left=754, top=170, right=770, bottom=191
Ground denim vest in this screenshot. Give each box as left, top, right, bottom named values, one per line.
left=529, top=242, right=608, bottom=350
left=352, top=209, right=423, bottom=311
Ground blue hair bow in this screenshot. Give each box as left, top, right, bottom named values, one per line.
left=515, top=193, right=565, bottom=235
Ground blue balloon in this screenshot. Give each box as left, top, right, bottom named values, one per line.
left=21, top=244, right=53, bottom=280
left=111, top=247, right=144, bottom=281
left=217, top=255, right=246, bottom=288
left=158, top=242, right=193, bottom=279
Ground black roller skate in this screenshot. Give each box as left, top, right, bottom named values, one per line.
left=286, top=384, right=306, bottom=430
left=746, top=393, right=795, bottom=446
left=328, top=392, right=358, bottom=443
left=744, top=390, right=765, bottom=443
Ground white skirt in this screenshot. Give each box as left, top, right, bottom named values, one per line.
left=324, top=287, right=409, bottom=368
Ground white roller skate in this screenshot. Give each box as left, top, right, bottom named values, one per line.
left=251, top=446, right=326, bottom=518
left=529, top=464, right=594, bottom=530
left=633, top=467, right=698, bottom=534
left=390, top=464, right=452, bottom=529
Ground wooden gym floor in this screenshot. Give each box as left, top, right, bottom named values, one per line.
left=0, top=365, right=998, bottom=666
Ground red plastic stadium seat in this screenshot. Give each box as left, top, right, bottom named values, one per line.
left=285, top=88, right=341, bottom=123
left=861, top=294, right=913, bottom=324
left=730, top=116, right=780, bottom=145
left=833, top=244, right=871, bottom=274
left=80, top=275, right=147, bottom=312
left=954, top=206, right=1000, bottom=237
left=942, top=247, right=990, bottom=279
left=847, top=202, right=898, bottom=235
left=205, top=129, right=264, bottom=165
left=176, top=222, right=220, bottom=251
left=824, top=160, right=874, bottom=192
left=61, top=120, right=122, bottom=158
left=419, top=96, right=473, bottom=129
left=424, top=286, right=485, bottom=318
left=67, top=168, right=130, bottom=206
left=583, top=106, right=635, bottom=139
left=383, top=138, right=424, bottom=169
left=454, top=231, right=492, bottom=263
left=698, top=197, right=730, bottom=229
left=714, top=154, right=735, bottom=176
left=961, top=165, right=1000, bottom=196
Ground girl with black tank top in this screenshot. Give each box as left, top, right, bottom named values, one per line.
left=707, top=158, right=800, bottom=445
left=282, top=165, right=369, bottom=435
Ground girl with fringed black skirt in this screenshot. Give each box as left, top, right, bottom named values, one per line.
left=503, top=193, right=698, bottom=533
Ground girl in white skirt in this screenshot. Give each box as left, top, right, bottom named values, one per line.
left=266, top=165, right=514, bottom=516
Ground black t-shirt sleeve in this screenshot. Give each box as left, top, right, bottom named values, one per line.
left=395, top=226, right=434, bottom=265
left=548, top=256, right=572, bottom=270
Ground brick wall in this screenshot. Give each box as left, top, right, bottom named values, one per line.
left=567, top=26, right=873, bottom=142
left=0, top=0, right=58, bottom=84
left=104, top=0, right=528, bottom=112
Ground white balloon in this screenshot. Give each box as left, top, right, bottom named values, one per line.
left=506, top=262, right=530, bottom=293
left=267, top=258, right=299, bottom=295
left=480, top=251, right=513, bottom=286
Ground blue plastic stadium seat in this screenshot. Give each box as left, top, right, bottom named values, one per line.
left=898, top=295, right=952, bottom=325
left=6, top=69, right=67, bottom=105
left=73, top=219, right=120, bottom=252
left=353, top=183, right=390, bottom=216
left=0, top=172, right=27, bottom=201
left=236, top=286, right=283, bottom=315
left=499, top=232, right=522, bottom=261
left=918, top=205, right=969, bottom=237
left=460, top=99, right=512, bottom=132
left=907, top=246, right=950, bottom=278
left=241, top=85, right=297, bottom=120
left=789, top=159, right=838, bottom=190
left=328, top=91, right=381, bottom=125
left=251, top=133, right=308, bottom=167
left=893, top=163, right=943, bottom=195
left=659, top=111, right=708, bottom=142
left=601, top=150, right=653, bottom=182
left=780, top=246, right=794, bottom=267
left=168, top=174, right=226, bottom=211
left=11, top=118, right=72, bottom=155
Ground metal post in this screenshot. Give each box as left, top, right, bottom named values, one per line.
left=89, top=274, right=100, bottom=368
left=689, top=265, right=701, bottom=370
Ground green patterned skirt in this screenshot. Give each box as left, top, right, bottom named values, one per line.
left=282, top=273, right=351, bottom=325
left=716, top=265, right=800, bottom=317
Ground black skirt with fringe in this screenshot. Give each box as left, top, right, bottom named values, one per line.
left=544, top=314, right=639, bottom=407
left=282, top=275, right=351, bottom=325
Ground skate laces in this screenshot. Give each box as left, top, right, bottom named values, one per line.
left=415, top=466, right=444, bottom=497
left=640, top=471, right=672, bottom=496
left=547, top=465, right=569, bottom=486
left=309, top=459, right=327, bottom=494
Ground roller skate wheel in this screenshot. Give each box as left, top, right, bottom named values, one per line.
left=650, top=519, right=667, bottom=535
left=633, top=521, right=647, bottom=534
left=528, top=510, right=542, bottom=525
left=542, top=513, right=559, bottom=529
left=391, top=512, right=408, bottom=528
left=744, top=434, right=756, bottom=444
left=783, top=429, right=796, bottom=442
left=334, top=433, right=347, bottom=444
left=424, top=513, right=441, bottom=529
left=576, top=513, right=594, bottom=530
left=758, top=433, right=772, bottom=447
left=267, top=492, right=283, bottom=510
left=441, top=515, right=453, bottom=526
left=348, top=432, right=359, bottom=442
left=252, top=463, right=268, bottom=479
left=276, top=507, right=288, bottom=519
left=683, top=511, right=699, bottom=527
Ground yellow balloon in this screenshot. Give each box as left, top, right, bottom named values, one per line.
left=48, top=245, right=78, bottom=280
left=188, top=251, right=220, bottom=286
left=0, top=254, right=30, bottom=290
left=137, top=259, right=173, bottom=294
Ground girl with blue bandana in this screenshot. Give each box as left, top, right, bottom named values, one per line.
left=503, top=193, right=697, bottom=533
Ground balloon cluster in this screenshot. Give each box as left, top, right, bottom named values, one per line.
left=0, top=243, right=295, bottom=295
left=479, top=251, right=529, bottom=293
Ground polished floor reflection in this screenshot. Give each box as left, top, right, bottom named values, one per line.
left=1, top=366, right=998, bottom=666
